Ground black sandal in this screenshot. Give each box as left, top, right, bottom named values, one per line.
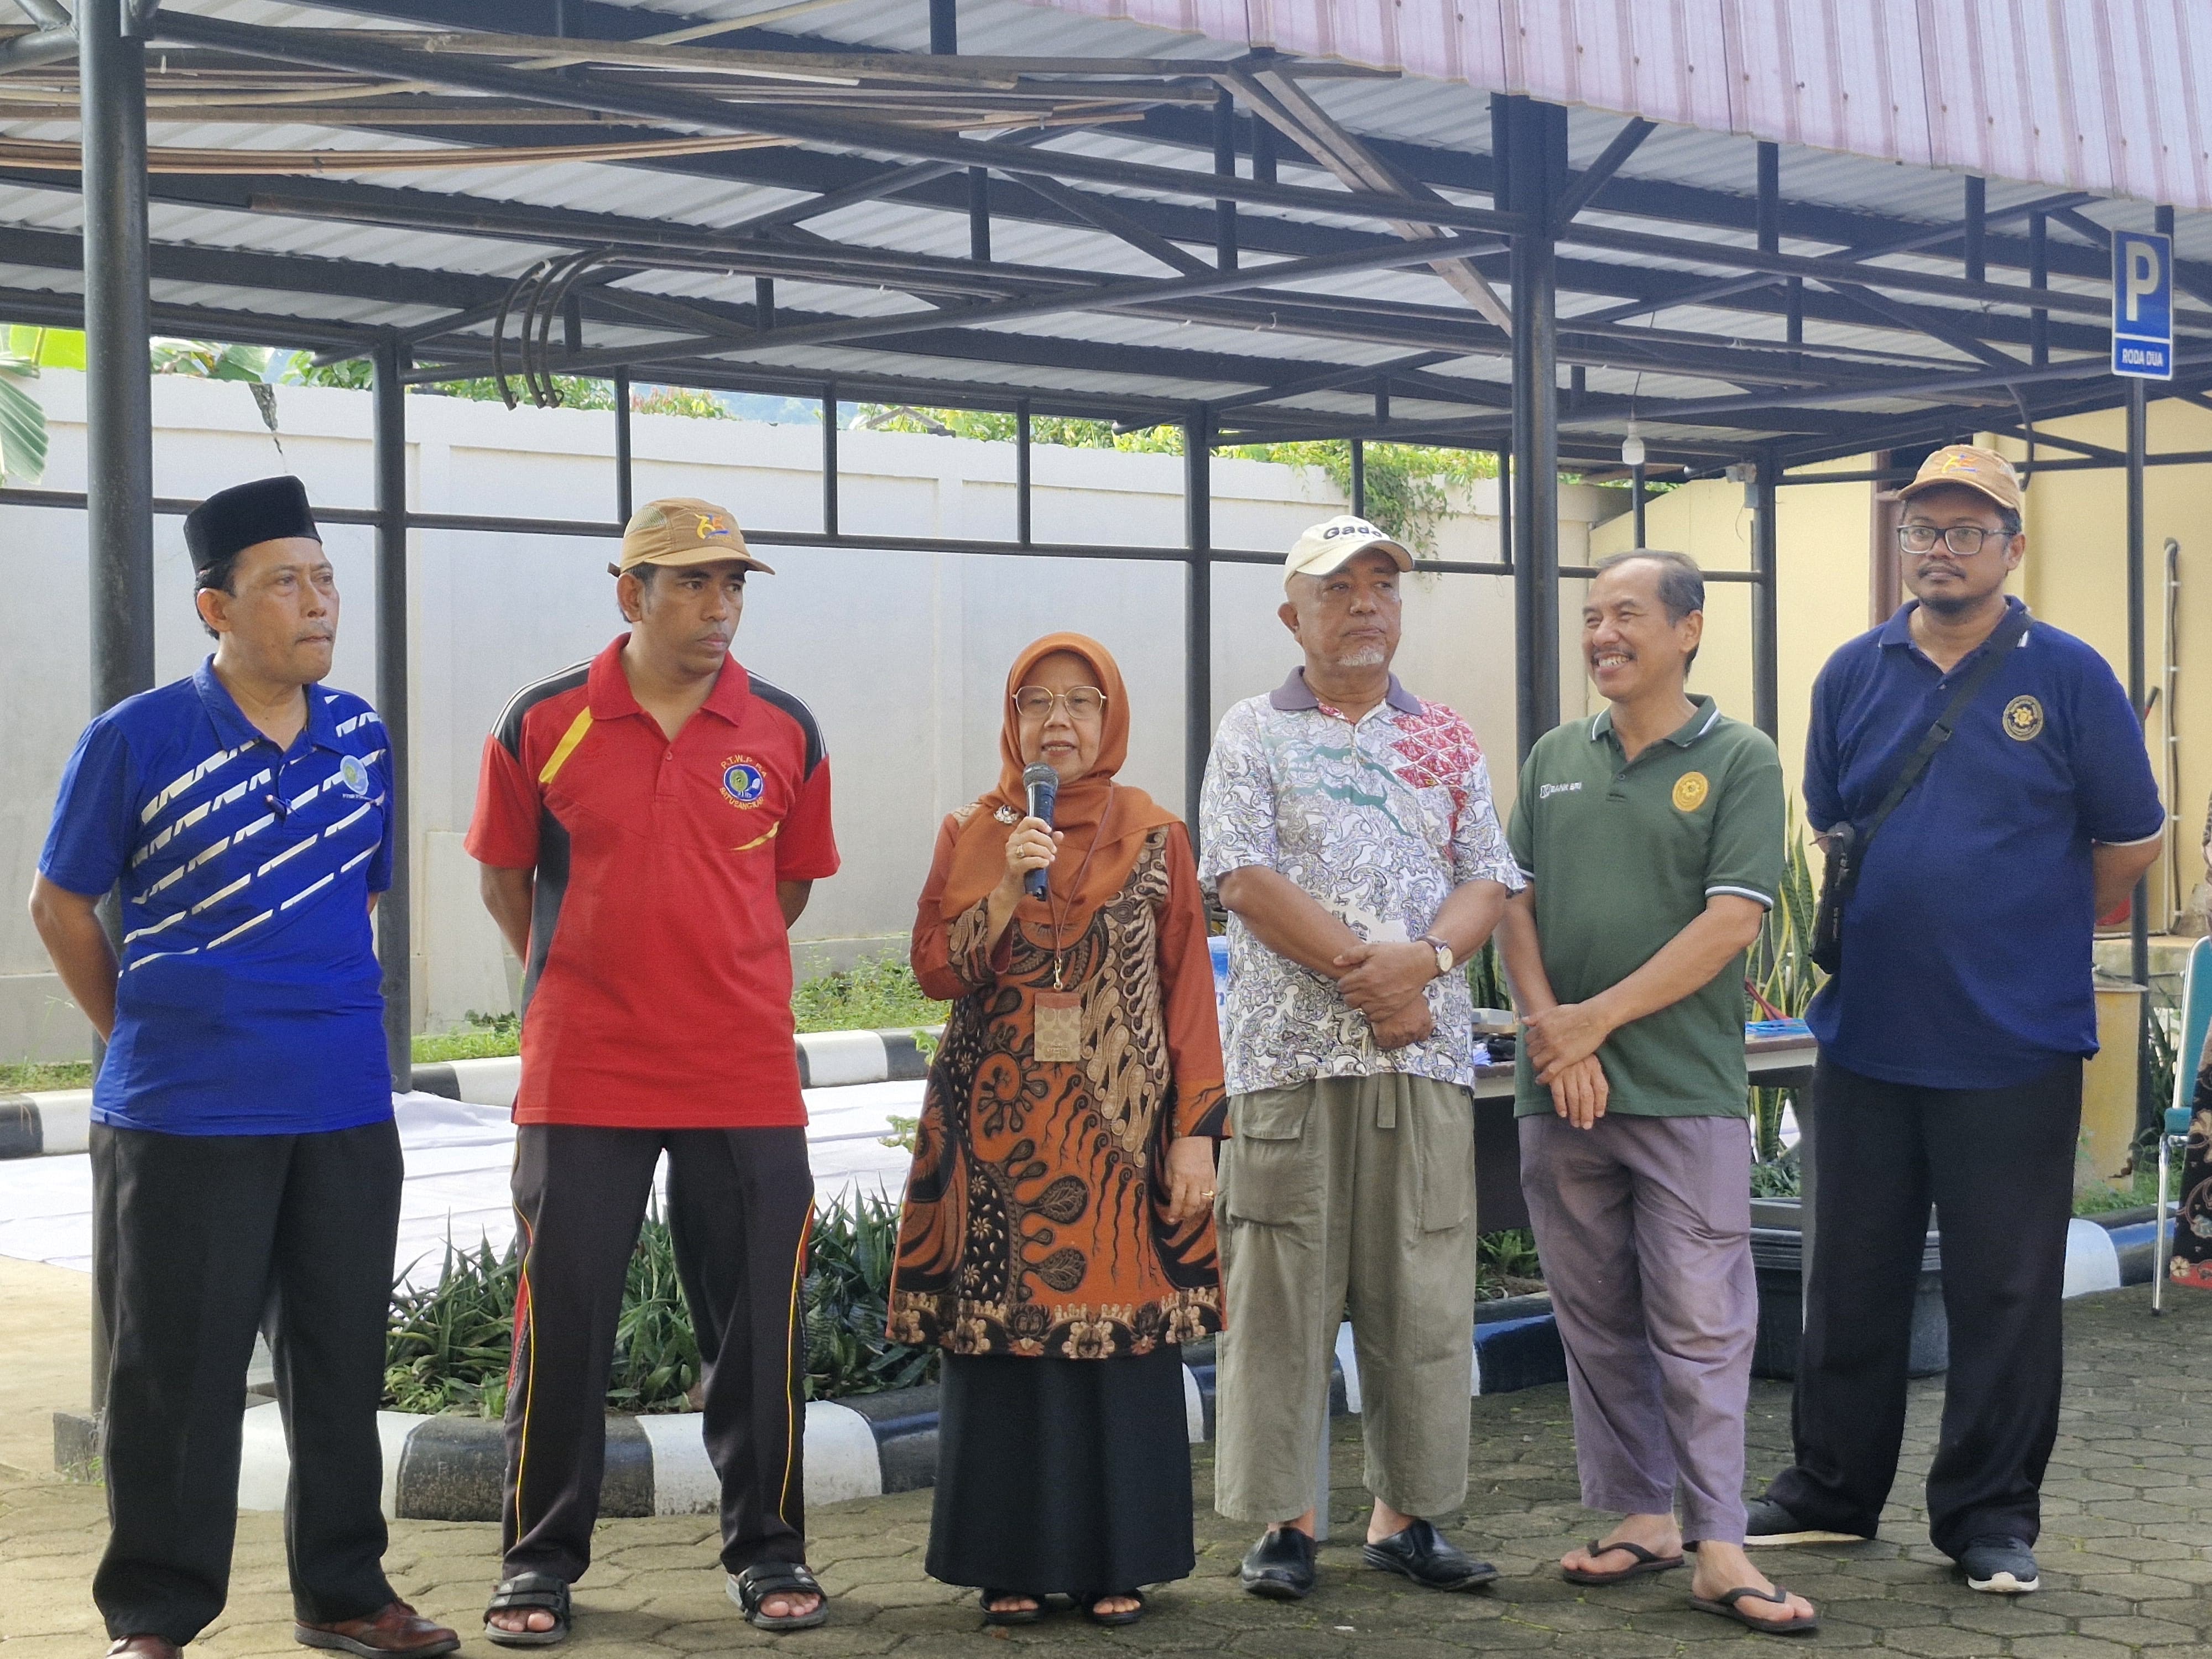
left=979, top=1590, right=1045, bottom=1626
left=1085, top=1590, right=1145, bottom=1627
left=483, top=1573, right=570, bottom=1648
left=727, top=1562, right=830, bottom=1631
left=1688, top=1583, right=1820, bottom=1636
left=1562, top=1538, right=1686, bottom=1586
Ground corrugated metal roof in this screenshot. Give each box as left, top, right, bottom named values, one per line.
left=1025, top=0, right=2212, bottom=213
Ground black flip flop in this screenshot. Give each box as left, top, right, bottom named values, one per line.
left=727, top=1562, right=830, bottom=1631
left=1689, top=1583, right=1820, bottom=1636
left=979, top=1590, right=1045, bottom=1626
left=1085, top=1590, right=1146, bottom=1627
left=1562, top=1538, right=1686, bottom=1587
left=483, top=1573, right=570, bottom=1648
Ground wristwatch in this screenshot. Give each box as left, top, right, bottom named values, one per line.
left=1418, top=934, right=1455, bottom=979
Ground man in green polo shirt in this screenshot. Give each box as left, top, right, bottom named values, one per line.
left=1497, top=551, right=1814, bottom=1635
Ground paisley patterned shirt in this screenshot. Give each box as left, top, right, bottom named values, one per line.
left=1198, top=668, right=1521, bottom=1093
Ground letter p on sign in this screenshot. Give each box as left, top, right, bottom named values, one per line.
left=2112, top=230, right=2173, bottom=380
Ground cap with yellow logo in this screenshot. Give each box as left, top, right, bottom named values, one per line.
left=1282, top=514, right=1413, bottom=589
left=1895, top=445, right=2025, bottom=517
left=606, top=497, right=776, bottom=578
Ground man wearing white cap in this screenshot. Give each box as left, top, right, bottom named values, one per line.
left=1201, top=517, right=1520, bottom=1600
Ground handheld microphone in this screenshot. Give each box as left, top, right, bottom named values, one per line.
left=1021, top=763, right=1059, bottom=900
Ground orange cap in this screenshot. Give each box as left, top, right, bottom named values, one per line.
left=1895, top=445, right=2025, bottom=516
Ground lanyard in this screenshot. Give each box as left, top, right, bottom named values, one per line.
left=1041, top=784, right=1113, bottom=990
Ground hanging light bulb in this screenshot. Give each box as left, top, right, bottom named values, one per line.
left=1620, top=419, right=1646, bottom=469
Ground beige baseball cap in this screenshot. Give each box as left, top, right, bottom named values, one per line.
left=607, top=497, right=775, bottom=578
left=1895, top=445, right=2025, bottom=516
left=1282, top=514, right=1413, bottom=589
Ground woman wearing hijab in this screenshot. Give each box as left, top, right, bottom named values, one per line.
left=889, top=633, right=1228, bottom=1629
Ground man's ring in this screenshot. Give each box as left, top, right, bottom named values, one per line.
left=1201, top=1187, right=1216, bottom=1197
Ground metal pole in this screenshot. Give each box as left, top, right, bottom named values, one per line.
left=1751, top=451, right=1779, bottom=737
left=2028, top=213, right=2048, bottom=367
left=927, top=0, right=956, bottom=54
left=2128, top=378, right=2152, bottom=1136
left=612, top=367, right=633, bottom=523
left=1349, top=439, right=1365, bottom=518
left=1505, top=96, right=1563, bottom=759
left=1185, top=411, right=1212, bottom=834
left=1015, top=399, right=1032, bottom=546
left=968, top=169, right=991, bottom=264
left=81, top=0, right=153, bottom=1423
left=1213, top=87, right=1238, bottom=272
left=84, top=0, right=153, bottom=721
left=1631, top=463, right=1646, bottom=546
left=373, top=336, right=412, bottom=1092
left=822, top=385, right=838, bottom=538
left=755, top=276, right=775, bottom=332
left=1963, top=176, right=1986, bottom=284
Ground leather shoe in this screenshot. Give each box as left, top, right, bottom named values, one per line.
left=107, top=1638, right=182, bottom=1659
left=1361, top=1519, right=1498, bottom=1592
left=1240, top=1526, right=1317, bottom=1599
left=295, top=1602, right=461, bottom=1659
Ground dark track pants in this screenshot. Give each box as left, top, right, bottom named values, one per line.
left=1767, top=1055, right=2081, bottom=1557
left=90, top=1119, right=403, bottom=1645
left=501, top=1125, right=815, bottom=1584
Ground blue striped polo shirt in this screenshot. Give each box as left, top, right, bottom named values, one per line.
left=39, top=657, right=396, bottom=1134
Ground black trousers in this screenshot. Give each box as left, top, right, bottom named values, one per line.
left=90, top=1119, right=403, bottom=1645
left=502, top=1124, right=815, bottom=1584
left=1767, top=1055, right=2081, bottom=1556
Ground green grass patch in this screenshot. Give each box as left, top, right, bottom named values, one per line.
left=0, top=1058, right=93, bottom=1092
left=792, top=951, right=947, bottom=1035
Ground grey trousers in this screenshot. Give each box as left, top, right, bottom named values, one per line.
left=1519, top=1111, right=1757, bottom=1545
left=1213, top=1074, right=1480, bottom=1525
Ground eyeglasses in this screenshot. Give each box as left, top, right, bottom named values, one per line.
left=1013, top=686, right=1108, bottom=721
left=1897, top=524, right=2011, bottom=555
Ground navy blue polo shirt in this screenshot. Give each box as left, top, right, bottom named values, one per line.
left=1804, top=599, right=2163, bottom=1089
left=39, top=659, right=396, bottom=1135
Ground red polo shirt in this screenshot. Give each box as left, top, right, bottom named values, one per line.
left=466, top=635, right=838, bottom=1128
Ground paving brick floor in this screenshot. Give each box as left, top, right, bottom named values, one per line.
left=3, top=1285, right=2208, bottom=1656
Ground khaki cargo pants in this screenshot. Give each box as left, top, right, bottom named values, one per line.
left=1212, top=1073, right=1480, bottom=1524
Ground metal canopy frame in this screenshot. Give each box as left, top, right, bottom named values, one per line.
left=36, top=0, right=2203, bottom=1085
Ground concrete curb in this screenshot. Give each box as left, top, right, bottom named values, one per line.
left=51, top=1293, right=1569, bottom=1519
left=3, top=1030, right=940, bottom=1159
left=0, top=1088, right=90, bottom=1159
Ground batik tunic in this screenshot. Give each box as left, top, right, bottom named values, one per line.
left=890, top=816, right=1228, bottom=1359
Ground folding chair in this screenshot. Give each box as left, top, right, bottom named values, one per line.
left=2153, top=936, right=2212, bottom=1314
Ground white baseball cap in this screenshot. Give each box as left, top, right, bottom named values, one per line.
left=1283, top=515, right=1413, bottom=589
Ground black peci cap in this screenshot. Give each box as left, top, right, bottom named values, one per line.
left=184, top=476, right=321, bottom=580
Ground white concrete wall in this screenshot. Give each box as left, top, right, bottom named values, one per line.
left=0, top=372, right=1613, bottom=1058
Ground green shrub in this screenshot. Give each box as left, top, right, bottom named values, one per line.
left=383, top=1192, right=938, bottom=1416
left=791, top=951, right=947, bottom=1035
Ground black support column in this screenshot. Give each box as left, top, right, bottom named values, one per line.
left=1185, top=411, right=1212, bottom=834
left=1500, top=96, right=1565, bottom=759
left=81, top=0, right=153, bottom=1422
left=373, top=337, right=412, bottom=1091
left=1751, top=451, right=1779, bottom=738
left=612, top=366, right=633, bottom=523
left=84, top=0, right=153, bottom=720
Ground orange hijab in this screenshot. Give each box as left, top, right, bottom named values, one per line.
left=939, top=632, right=1180, bottom=928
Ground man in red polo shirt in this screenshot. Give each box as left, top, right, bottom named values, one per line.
left=466, top=498, right=838, bottom=1640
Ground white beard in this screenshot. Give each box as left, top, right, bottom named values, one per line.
left=1334, top=646, right=1387, bottom=668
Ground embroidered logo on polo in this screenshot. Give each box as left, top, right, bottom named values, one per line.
left=2003, top=695, right=2045, bottom=742
left=339, top=755, right=371, bottom=796
left=721, top=754, right=767, bottom=808
left=1538, top=781, right=1583, bottom=800
left=1672, top=771, right=1710, bottom=812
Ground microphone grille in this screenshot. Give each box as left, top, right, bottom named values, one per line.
left=1021, top=763, right=1060, bottom=790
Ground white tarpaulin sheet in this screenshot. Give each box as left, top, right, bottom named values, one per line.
left=0, top=1084, right=920, bottom=1288
left=1031, top=0, right=2212, bottom=212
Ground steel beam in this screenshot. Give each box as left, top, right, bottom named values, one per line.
left=1185, top=411, right=1212, bottom=835
left=1502, top=96, right=1563, bottom=758
left=372, top=335, right=412, bottom=1091
left=1751, top=451, right=1778, bottom=738
left=612, top=364, right=633, bottom=522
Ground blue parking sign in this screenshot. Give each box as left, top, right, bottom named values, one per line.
left=2112, top=229, right=2173, bottom=380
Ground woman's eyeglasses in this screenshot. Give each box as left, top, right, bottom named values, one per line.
left=1013, top=686, right=1107, bottom=721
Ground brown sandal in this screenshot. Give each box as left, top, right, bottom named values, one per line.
left=1562, top=1538, right=1686, bottom=1586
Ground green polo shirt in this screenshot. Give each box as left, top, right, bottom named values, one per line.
left=1507, top=695, right=1786, bottom=1118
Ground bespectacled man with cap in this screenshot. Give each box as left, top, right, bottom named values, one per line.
left=1199, top=515, right=1520, bottom=1601
left=1749, top=446, right=2164, bottom=1596
left=468, top=498, right=838, bottom=1640
left=30, top=477, right=458, bottom=1659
